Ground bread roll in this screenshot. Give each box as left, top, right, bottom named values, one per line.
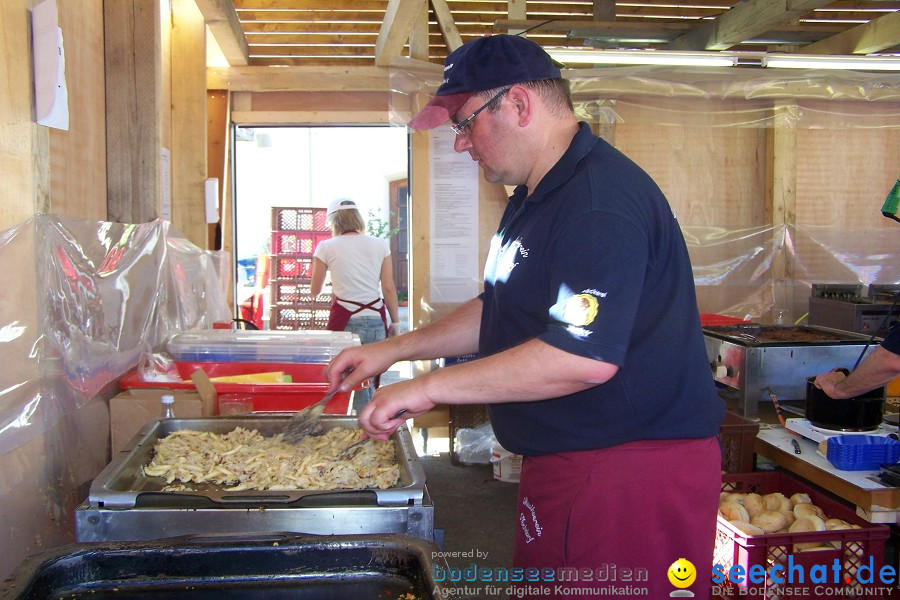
left=781, top=510, right=796, bottom=526
left=743, top=493, right=765, bottom=518
left=723, top=492, right=746, bottom=505
left=790, top=492, right=812, bottom=506
left=720, top=501, right=750, bottom=522
left=764, top=492, right=791, bottom=513
left=790, top=515, right=827, bottom=551
left=794, top=502, right=825, bottom=519
left=825, top=518, right=853, bottom=531
left=751, top=511, right=789, bottom=533
left=818, top=440, right=828, bottom=455
left=730, top=520, right=765, bottom=536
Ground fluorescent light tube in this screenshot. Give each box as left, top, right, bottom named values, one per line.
left=548, top=49, right=739, bottom=67
left=761, top=54, right=900, bottom=71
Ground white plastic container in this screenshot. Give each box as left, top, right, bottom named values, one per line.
left=491, top=439, right=522, bottom=483
left=167, top=329, right=360, bottom=364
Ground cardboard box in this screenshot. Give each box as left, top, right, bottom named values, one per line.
left=110, top=390, right=203, bottom=453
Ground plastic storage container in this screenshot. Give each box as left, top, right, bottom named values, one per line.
left=714, top=471, right=890, bottom=600
left=167, top=329, right=358, bottom=363
left=826, top=435, right=900, bottom=471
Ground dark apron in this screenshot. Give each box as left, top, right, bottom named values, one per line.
left=327, top=297, right=388, bottom=389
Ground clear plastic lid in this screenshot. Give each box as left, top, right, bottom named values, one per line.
left=167, top=329, right=362, bottom=364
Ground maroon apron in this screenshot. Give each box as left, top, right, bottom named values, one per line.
left=327, top=297, right=388, bottom=389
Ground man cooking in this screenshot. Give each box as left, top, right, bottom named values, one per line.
left=326, top=34, right=725, bottom=599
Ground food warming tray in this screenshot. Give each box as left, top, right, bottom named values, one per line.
left=88, top=416, right=426, bottom=508
left=0, top=533, right=450, bottom=599
left=77, top=416, right=433, bottom=543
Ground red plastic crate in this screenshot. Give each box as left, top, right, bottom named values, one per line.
left=271, top=231, right=331, bottom=256
left=271, top=304, right=331, bottom=330
left=272, top=279, right=332, bottom=304
left=118, top=362, right=357, bottom=414
left=273, top=256, right=313, bottom=279
left=714, top=471, right=890, bottom=599
left=272, top=207, right=329, bottom=232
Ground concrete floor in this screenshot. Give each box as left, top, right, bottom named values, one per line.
left=419, top=454, right=519, bottom=600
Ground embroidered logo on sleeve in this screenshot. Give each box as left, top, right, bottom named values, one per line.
left=551, top=288, right=606, bottom=338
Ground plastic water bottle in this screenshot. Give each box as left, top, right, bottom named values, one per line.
left=161, top=395, right=176, bottom=418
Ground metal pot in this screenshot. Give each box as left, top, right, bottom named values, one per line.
left=805, top=375, right=885, bottom=431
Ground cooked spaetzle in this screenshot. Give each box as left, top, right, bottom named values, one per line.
left=144, top=427, right=400, bottom=491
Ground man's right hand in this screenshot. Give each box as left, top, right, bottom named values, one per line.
left=326, top=339, right=399, bottom=393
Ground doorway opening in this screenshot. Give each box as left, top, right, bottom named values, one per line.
left=232, top=125, right=410, bottom=331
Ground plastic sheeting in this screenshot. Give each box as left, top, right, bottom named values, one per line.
left=388, top=64, right=900, bottom=327
left=0, top=215, right=230, bottom=580
left=0, top=215, right=230, bottom=455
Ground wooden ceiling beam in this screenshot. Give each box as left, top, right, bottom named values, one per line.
left=195, top=0, right=250, bottom=66
left=666, top=0, right=836, bottom=51
left=430, top=0, right=465, bottom=50
left=800, top=9, right=900, bottom=54
left=207, top=65, right=390, bottom=91
left=375, top=0, right=428, bottom=66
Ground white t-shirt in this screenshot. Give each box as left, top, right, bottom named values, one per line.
left=314, top=233, right=390, bottom=317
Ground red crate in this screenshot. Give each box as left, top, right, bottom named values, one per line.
left=271, top=304, right=331, bottom=330
left=273, top=256, right=313, bottom=279
left=271, top=231, right=331, bottom=256
left=272, top=279, right=332, bottom=304
left=719, top=411, right=759, bottom=474
left=714, top=471, right=890, bottom=599
left=272, top=207, right=329, bottom=232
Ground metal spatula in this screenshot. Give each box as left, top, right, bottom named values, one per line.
left=283, top=388, right=339, bottom=443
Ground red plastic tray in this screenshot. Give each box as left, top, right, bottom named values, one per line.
left=701, top=313, right=751, bottom=326
left=118, top=361, right=362, bottom=414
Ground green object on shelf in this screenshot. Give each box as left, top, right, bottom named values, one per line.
left=882, top=175, right=900, bottom=223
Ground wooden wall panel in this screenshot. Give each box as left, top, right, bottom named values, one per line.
left=0, top=0, right=47, bottom=229
left=614, top=97, right=768, bottom=228
left=49, top=0, right=106, bottom=220
left=794, top=102, right=900, bottom=229
left=170, top=0, right=208, bottom=247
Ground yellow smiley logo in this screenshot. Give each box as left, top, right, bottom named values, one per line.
left=668, top=558, right=696, bottom=589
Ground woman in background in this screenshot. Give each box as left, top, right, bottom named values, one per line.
left=310, top=198, right=401, bottom=412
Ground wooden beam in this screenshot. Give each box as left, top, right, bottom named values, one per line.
left=508, top=0, right=526, bottom=35
left=593, top=0, right=616, bottom=22
left=105, top=0, right=162, bottom=224
left=666, top=0, right=835, bottom=51
left=207, top=65, right=391, bottom=92
left=430, top=0, right=464, bottom=51
left=195, top=0, right=250, bottom=66
left=800, top=9, right=900, bottom=54
left=375, top=0, right=427, bottom=66
left=171, top=0, right=208, bottom=248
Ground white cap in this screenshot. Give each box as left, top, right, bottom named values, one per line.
left=327, top=198, right=359, bottom=216
left=161, top=395, right=174, bottom=404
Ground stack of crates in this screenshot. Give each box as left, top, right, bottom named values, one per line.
left=269, top=207, right=332, bottom=330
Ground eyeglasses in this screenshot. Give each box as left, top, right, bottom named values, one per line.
left=450, top=87, right=510, bottom=136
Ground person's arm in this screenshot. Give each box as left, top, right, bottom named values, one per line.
left=309, top=257, right=328, bottom=297
left=379, top=256, right=400, bottom=326
left=358, top=337, right=619, bottom=439
left=326, top=296, right=483, bottom=392
left=814, top=345, right=900, bottom=399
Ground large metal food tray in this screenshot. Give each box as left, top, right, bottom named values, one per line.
left=89, top=416, right=425, bottom=508
left=0, top=533, right=450, bottom=600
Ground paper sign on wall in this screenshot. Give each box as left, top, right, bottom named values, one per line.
left=428, top=128, right=480, bottom=303
left=31, top=0, right=69, bottom=130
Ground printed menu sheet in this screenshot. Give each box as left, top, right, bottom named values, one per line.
left=429, top=128, right=480, bottom=303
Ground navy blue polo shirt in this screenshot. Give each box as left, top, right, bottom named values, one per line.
left=883, top=324, right=900, bottom=355
left=480, top=122, right=724, bottom=456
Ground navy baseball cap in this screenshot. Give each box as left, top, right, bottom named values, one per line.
left=408, top=35, right=562, bottom=131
